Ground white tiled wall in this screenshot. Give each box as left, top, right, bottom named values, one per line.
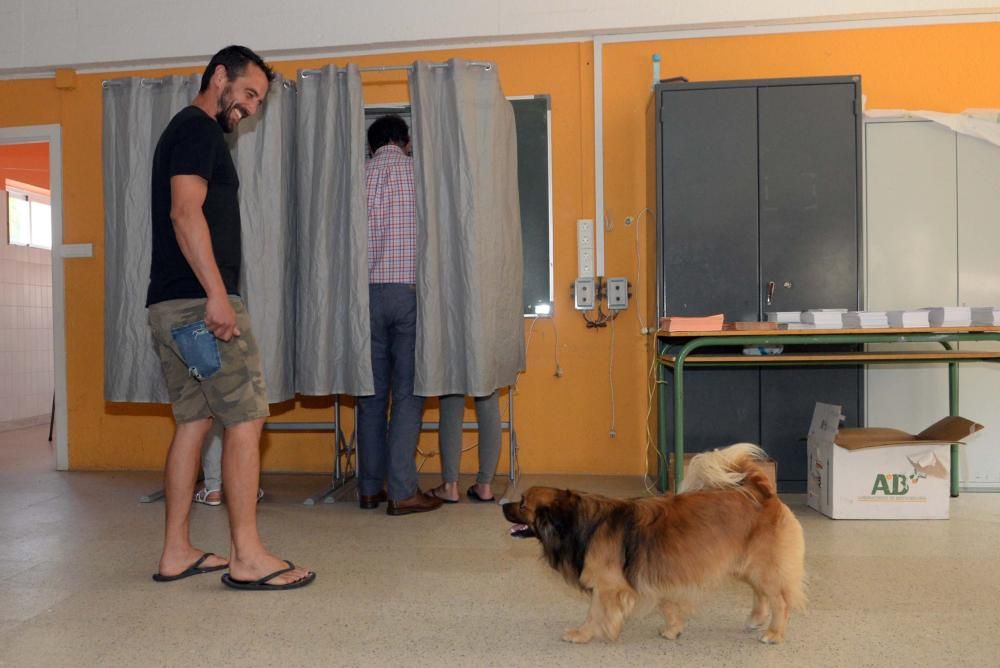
left=0, top=195, right=54, bottom=429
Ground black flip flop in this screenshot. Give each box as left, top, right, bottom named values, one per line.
left=466, top=486, right=495, bottom=503
left=221, top=560, right=316, bottom=591
left=427, top=487, right=459, bottom=504
left=152, top=552, right=228, bottom=582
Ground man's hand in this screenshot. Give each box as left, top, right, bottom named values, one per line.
left=205, top=294, right=240, bottom=341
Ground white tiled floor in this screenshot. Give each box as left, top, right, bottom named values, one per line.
left=2, top=425, right=1000, bottom=666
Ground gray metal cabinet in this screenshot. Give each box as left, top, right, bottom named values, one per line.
left=658, top=85, right=762, bottom=454
left=655, top=77, right=863, bottom=491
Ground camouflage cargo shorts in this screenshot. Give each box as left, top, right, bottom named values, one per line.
left=147, top=296, right=269, bottom=427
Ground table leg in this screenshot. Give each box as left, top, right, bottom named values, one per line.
left=657, top=340, right=669, bottom=492
left=673, top=358, right=685, bottom=493
left=949, top=360, right=959, bottom=498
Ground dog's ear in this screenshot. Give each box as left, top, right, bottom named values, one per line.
left=535, top=493, right=591, bottom=584
left=534, top=505, right=561, bottom=543
left=535, top=498, right=576, bottom=549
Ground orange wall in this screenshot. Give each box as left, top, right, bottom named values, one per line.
left=2, top=23, right=999, bottom=475
left=0, top=143, right=50, bottom=190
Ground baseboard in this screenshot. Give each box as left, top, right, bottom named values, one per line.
left=0, top=414, right=50, bottom=433
left=959, top=483, right=1000, bottom=493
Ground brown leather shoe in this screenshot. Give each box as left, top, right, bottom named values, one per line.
left=386, top=490, right=444, bottom=516
left=359, top=490, right=388, bottom=509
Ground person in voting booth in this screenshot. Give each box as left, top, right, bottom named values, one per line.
left=356, top=114, right=443, bottom=516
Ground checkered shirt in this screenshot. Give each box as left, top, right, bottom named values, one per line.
left=365, top=144, right=417, bottom=284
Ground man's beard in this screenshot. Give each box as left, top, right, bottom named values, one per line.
left=215, top=86, right=248, bottom=133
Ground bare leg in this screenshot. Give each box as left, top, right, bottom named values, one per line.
left=222, top=418, right=311, bottom=585
left=158, top=418, right=228, bottom=575
left=659, top=599, right=688, bottom=640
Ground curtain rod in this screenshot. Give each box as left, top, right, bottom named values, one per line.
left=103, top=61, right=491, bottom=87
left=102, top=78, right=296, bottom=88
left=299, top=61, right=493, bottom=78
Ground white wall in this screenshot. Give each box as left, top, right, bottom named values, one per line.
left=2, top=1, right=998, bottom=74
left=0, top=192, right=54, bottom=431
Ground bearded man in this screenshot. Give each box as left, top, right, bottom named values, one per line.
left=145, top=45, right=314, bottom=590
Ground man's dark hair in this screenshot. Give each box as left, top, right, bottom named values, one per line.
left=199, top=45, right=275, bottom=92
left=367, top=114, right=410, bottom=153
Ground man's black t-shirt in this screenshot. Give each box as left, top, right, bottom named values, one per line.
left=146, top=106, right=241, bottom=306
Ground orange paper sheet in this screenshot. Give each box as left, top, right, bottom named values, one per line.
left=659, top=314, right=725, bottom=332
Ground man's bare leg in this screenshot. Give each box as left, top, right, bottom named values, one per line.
left=158, top=417, right=229, bottom=575
left=222, top=417, right=312, bottom=585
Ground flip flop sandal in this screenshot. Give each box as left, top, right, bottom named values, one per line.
left=427, top=486, right=459, bottom=504
left=152, top=552, right=228, bottom=582
left=466, top=486, right=495, bottom=503
left=221, top=561, right=316, bottom=591
left=193, top=488, right=222, bottom=506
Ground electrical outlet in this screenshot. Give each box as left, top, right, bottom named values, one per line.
left=606, top=277, right=629, bottom=310
left=574, top=277, right=596, bottom=310
left=579, top=249, right=595, bottom=278
left=577, top=219, right=594, bottom=248
left=577, top=219, right=595, bottom=277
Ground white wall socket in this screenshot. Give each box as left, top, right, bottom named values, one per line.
left=577, top=219, right=595, bottom=277
left=574, top=277, right=596, bottom=310
left=606, top=277, right=629, bottom=310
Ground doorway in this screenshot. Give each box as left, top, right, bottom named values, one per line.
left=0, top=126, right=66, bottom=469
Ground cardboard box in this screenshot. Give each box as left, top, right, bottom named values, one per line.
left=807, top=403, right=984, bottom=520
left=667, top=452, right=777, bottom=493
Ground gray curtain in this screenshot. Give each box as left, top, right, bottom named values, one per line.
left=231, top=74, right=297, bottom=402
left=409, top=59, right=525, bottom=396
left=103, top=75, right=199, bottom=402
left=104, top=74, right=296, bottom=403
left=294, top=64, right=372, bottom=396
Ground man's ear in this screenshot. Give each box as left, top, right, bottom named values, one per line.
left=212, top=64, right=228, bottom=88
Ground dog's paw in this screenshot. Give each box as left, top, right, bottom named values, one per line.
left=659, top=627, right=683, bottom=640
left=744, top=618, right=768, bottom=632
left=562, top=627, right=593, bottom=644
left=759, top=631, right=784, bottom=644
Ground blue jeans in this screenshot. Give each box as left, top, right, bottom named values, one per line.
left=357, top=284, right=425, bottom=501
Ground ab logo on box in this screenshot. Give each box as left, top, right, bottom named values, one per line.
left=871, top=469, right=927, bottom=496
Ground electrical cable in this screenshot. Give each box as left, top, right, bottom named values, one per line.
left=642, top=328, right=668, bottom=495
left=608, top=315, right=616, bottom=437
left=633, top=207, right=653, bottom=333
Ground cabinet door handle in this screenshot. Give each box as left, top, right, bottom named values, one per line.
left=766, top=280, right=775, bottom=306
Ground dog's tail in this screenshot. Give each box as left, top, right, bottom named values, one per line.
left=678, top=442, right=774, bottom=500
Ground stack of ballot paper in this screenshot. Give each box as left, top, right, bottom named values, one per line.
left=800, top=309, right=847, bottom=328
left=659, top=314, right=725, bottom=332
left=842, top=311, right=889, bottom=328
left=926, top=306, right=971, bottom=327
left=971, top=307, right=1000, bottom=325
left=887, top=310, right=930, bottom=327
left=765, top=311, right=802, bottom=324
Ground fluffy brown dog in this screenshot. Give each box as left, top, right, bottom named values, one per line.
left=502, top=443, right=805, bottom=644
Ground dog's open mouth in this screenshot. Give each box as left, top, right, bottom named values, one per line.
left=509, top=523, right=535, bottom=539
